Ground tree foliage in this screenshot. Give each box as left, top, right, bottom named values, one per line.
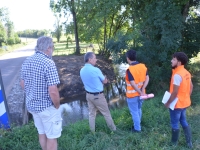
left=106, top=0, right=200, bottom=91
left=17, top=29, right=49, bottom=38
left=50, top=0, right=80, bottom=54
left=0, top=7, right=9, bottom=22
left=0, top=21, right=7, bottom=46
left=77, top=0, right=131, bottom=55
left=53, top=14, right=62, bottom=43
left=0, top=7, right=21, bottom=46
left=51, top=0, right=200, bottom=91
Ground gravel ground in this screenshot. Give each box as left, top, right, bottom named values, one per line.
left=6, top=72, right=27, bottom=125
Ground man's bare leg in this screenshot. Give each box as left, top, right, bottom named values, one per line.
left=47, top=138, right=57, bottom=150
left=39, top=134, right=47, bottom=150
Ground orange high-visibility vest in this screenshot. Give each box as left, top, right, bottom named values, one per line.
left=125, top=63, right=147, bottom=98
left=170, top=65, right=191, bottom=108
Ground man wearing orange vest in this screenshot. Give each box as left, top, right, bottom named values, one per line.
left=125, top=49, right=149, bottom=132
left=165, top=52, right=193, bottom=148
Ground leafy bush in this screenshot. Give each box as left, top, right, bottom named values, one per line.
left=7, top=37, right=15, bottom=45
left=106, top=33, right=131, bottom=63
left=0, top=21, right=7, bottom=46
left=14, top=34, right=21, bottom=44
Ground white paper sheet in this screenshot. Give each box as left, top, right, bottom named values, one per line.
left=162, top=91, right=178, bottom=110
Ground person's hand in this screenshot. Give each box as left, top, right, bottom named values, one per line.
left=140, top=89, right=146, bottom=96
left=106, top=78, right=110, bottom=83
left=140, top=92, right=146, bottom=96
left=54, top=105, right=60, bottom=109
left=104, top=75, right=110, bottom=83
left=165, top=102, right=170, bottom=108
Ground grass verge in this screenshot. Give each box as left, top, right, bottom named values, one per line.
left=0, top=38, right=37, bottom=56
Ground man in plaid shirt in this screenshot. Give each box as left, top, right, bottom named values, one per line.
left=20, top=36, right=62, bottom=150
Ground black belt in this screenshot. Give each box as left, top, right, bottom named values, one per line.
left=86, top=91, right=103, bottom=95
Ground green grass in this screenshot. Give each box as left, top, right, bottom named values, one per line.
left=53, top=37, right=99, bottom=56
left=1, top=90, right=200, bottom=150
left=0, top=43, right=26, bottom=56
left=0, top=38, right=37, bottom=56
left=0, top=53, right=200, bottom=150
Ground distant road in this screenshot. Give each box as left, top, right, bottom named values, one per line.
left=0, top=42, right=36, bottom=98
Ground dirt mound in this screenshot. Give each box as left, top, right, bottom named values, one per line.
left=53, top=55, right=116, bottom=100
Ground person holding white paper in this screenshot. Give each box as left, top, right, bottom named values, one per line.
left=165, top=52, right=193, bottom=148
left=125, top=49, right=149, bottom=133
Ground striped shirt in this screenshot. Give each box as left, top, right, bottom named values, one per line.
left=21, top=51, right=60, bottom=113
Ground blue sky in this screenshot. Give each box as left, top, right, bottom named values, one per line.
left=1, top=0, right=57, bottom=31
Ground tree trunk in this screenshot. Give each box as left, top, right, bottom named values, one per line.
left=109, top=14, right=115, bottom=39
left=182, top=1, right=190, bottom=21
left=103, top=17, right=107, bottom=51
left=71, top=0, right=80, bottom=54
left=113, top=16, right=124, bottom=36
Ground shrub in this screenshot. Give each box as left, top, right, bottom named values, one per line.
left=7, top=37, right=15, bottom=45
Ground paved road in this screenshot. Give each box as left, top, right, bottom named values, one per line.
left=0, top=42, right=36, bottom=98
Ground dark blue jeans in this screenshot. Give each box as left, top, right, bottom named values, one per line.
left=169, top=108, right=189, bottom=129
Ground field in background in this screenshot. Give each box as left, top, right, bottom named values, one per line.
left=0, top=36, right=99, bottom=57
left=53, top=36, right=99, bottom=56
left=20, top=38, right=37, bottom=43
left=53, top=42, right=99, bottom=56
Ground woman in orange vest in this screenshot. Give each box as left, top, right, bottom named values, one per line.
left=165, top=52, right=193, bottom=148
left=125, top=49, right=149, bottom=132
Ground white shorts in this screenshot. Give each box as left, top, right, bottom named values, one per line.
left=31, top=106, right=62, bottom=139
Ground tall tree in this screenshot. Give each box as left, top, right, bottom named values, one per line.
left=54, top=14, right=62, bottom=42
left=5, top=20, right=14, bottom=38
left=0, top=7, right=9, bottom=46
left=0, top=22, right=6, bottom=46
left=50, top=0, right=80, bottom=54
left=0, top=7, right=9, bottom=22
left=77, top=0, right=130, bottom=55
left=70, top=0, right=80, bottom=54
left=5, top=20, right=15, bottom=45
left=0, top=7, right=21, bottom=45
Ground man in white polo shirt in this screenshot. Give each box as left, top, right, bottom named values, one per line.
left=80, top=52, right=116, bottom=132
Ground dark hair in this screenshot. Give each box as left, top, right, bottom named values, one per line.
left=126, top=49, right=136, bottom=61
left=84, top=52, right=94, bottom=62
left=173, top=52, right=188, bottom=65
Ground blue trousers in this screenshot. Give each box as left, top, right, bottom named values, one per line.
left=169, top=108, right=189, bottom=129
left=127, top=96, right=143, bottom=131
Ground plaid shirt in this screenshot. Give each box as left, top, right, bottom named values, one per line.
left=21, top=51, right=60, bottom=113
